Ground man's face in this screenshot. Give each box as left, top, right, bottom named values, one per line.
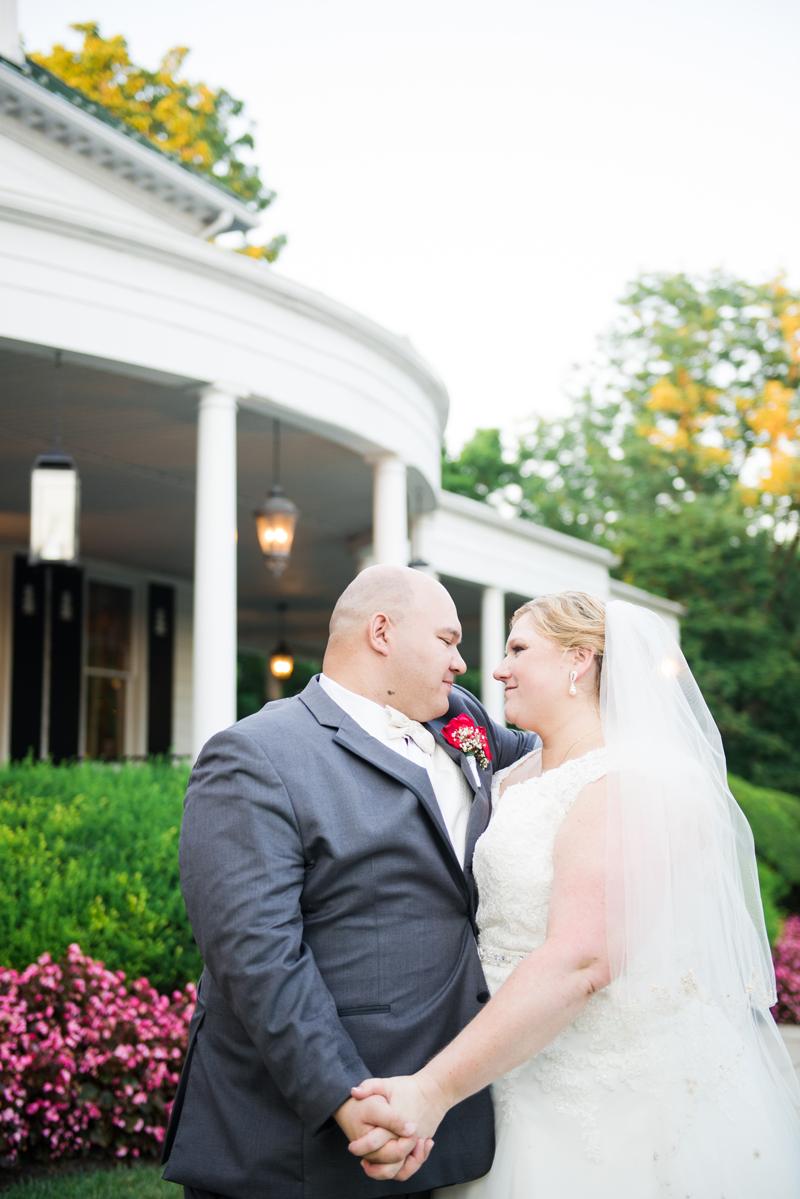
left=387, top=586, right=466, bottom=722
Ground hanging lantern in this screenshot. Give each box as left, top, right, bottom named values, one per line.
left=269, top=601, right=294, bottom=682
left=29, top=451, right=80, bottom=565
left=254, top=420, right=300, bottom=576
left=254, top=485, right=300, bottom=576
left=269, top=639, right=294, bottom=679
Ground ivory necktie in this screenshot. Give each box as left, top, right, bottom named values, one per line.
left=385, top=706, right=436, bottom=755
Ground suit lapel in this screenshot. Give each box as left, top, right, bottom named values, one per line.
left=427, top=714, right=493, bottom=873
left=300, top=679, right=469, bottom=896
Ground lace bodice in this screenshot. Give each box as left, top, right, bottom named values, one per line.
left=469, top=745, right=771, bottom=1175
left=475, top=747, right=609, bottom=960
left=440, top=760, right=800, bottom=1188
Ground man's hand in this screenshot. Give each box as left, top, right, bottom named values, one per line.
left=334, top=1094, right=422, bottom=1177
left=348, top=1072, right=448, bottom=1181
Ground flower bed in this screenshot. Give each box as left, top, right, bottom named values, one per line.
left=0, top=944, right=195, bottom=1166
left=772, top=914, right=800, bottom=1024
left=1, top=917, right=797, bottom=1168
left=0, top=759, right=199, bottom=995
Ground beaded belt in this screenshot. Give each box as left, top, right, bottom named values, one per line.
left=478, top=945, right=528, bottom=969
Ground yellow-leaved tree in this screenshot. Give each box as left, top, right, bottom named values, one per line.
left=30, top=23, right=285, bottom=260
left=444, top=271, right=800, bottom=799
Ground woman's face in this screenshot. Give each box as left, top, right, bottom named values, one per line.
left=494, top=613, right=585, bottom=731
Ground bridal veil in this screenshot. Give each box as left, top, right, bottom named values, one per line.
left=602, top=600, right=800, bottom=1176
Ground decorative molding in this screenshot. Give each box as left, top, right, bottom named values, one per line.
left=0, top=192, right=450, bottom=431
left=437, top=489, right=620, bottom=566
left=0, top=58, right=259, bottom=233
left=608, top=577, right=686, bottom=616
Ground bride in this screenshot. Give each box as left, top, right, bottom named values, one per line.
left=349, top=592, right=800, bottom=1197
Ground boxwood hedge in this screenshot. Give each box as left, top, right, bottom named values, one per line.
left=1, top=761, right=799, bottom=990
left=0, top=760, right=199, bottom=993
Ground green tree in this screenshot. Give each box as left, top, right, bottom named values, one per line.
left=443, top=272, right=800, bottom=793
left=30, top=23, right=276, bottom=224
left=442, top=429, right=519, bottom=501
left=615, top=499, right=800, bottom=790
left=512, top=272, right=800, bottom=544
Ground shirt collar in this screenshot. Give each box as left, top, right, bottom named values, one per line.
left=318, top=673, right=393, bottom=745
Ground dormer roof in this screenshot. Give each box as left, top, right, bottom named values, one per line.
left=0, top=54, right=261, bottom=234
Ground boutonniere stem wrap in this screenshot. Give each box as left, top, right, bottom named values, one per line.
left=442, top=714, right=492, bottom=770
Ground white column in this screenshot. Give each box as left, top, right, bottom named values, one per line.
left=0, top=0, right=24, bottom=65
left=481, top=585, right=507, bottom=726
left=409, top=511, right=438, bottom=576
left=371, top=455, right=409, bottom=567
left=193, top=385, right=239, bottom=758
left=0, top=553, right=12, bottom=764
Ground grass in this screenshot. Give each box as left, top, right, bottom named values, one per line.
left=0, top=1165, right=176, bottom=1197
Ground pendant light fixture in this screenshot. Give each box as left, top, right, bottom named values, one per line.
left=269, top=602, right=294, bottom=680
left=29, top=350, right=81, bottom=565
left=254, top=420, right=300, bottom=577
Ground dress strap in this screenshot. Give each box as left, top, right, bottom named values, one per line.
left=492, top=747, right=542, bottom=797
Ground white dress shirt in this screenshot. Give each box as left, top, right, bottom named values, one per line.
left=319, top=674, right=473, bottom=867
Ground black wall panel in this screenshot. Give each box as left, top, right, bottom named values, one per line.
left=10, top=558, right=83, bottom=762
left=10, top=557, right=45, bottom=761
left=48, top=565, right=83, bottom=763
left=147, top=584, right=174, bottom=755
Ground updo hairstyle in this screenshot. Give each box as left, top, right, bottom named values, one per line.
left=511, top=591, right=606, bottom=695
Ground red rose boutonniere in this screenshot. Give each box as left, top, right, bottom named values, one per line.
left=442, top=714, right=492, bottom=771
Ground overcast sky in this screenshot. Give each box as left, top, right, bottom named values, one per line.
left=18, top=0, right=800, bottom=449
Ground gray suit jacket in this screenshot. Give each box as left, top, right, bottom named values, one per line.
left=162, top=679, right=537, bottom=1199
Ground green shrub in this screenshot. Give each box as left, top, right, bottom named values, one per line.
left=756, top=859, right=788, bottom=946
left=237, top=651, right=322, bottom=719
left=0, top=760, right=200, bottom=993
left=1, top=762, right=798, bottom=986
left=729, top=774, right=800, bottom=886
left=729, top=774, right=800, bottom=943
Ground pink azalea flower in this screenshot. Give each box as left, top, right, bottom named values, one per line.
left=772, top=914, right=800, bottom=1024
left=0, top=946, right=194, bottom=1165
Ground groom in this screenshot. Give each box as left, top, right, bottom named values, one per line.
left=162, top=566, right=536, bottom=1199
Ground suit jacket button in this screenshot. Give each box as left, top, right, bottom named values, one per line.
left=476, top=989, right=490, bottom=1004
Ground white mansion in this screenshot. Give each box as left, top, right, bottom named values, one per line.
left=0, top=23, right=681, bottom=762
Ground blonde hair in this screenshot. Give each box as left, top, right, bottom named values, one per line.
left=512, top=591, right=605, bottom=693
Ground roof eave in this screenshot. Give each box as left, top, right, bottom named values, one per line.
left=0, top=57, right=260, bottom=233
left=437, top=490, right=621, bottom=566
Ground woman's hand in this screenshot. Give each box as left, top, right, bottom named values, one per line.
left=348, top=1070, right=449, bottom=1180
left=346, top=777, right=610, bottom=1162
left=334, top=1092, right=420, bottom=1176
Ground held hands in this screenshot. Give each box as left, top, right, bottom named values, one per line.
left=347, top=1071, right=449, bottom=1182
left=334, top=1094, right=428, bottom=1183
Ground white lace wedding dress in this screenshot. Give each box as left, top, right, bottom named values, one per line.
left=436, top=747, right=800, bottom=1199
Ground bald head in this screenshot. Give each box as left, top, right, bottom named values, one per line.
left=329, top=565, right=445, bottom=643
left=323, top=565, right=466, bottom=721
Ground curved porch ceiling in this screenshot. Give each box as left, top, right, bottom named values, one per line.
left=0, top=344, right=379, bottom=658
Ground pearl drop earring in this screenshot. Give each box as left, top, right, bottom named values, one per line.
left=569, top=670, right=578, bottom=696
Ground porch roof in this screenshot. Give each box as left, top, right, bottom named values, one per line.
left=0, top=56, right=260, bottom=233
